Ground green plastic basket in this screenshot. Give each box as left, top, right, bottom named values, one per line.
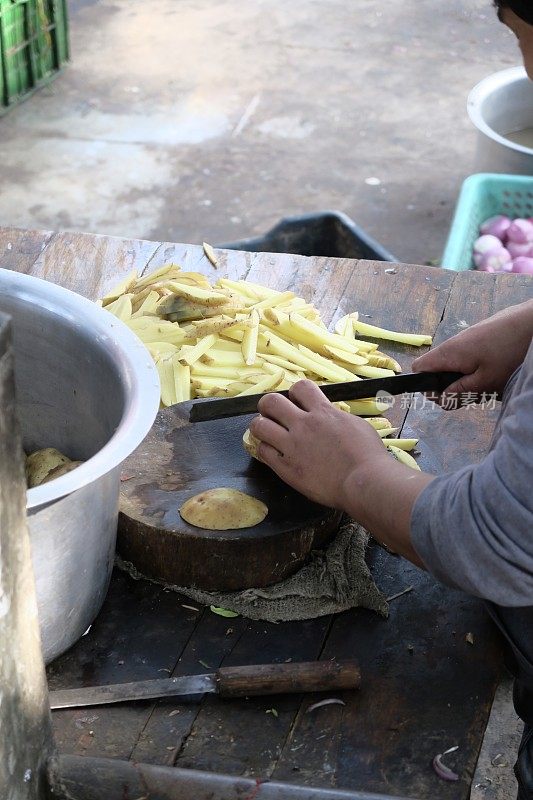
left=442, top=173, right=533, bottom=271
left=0, top=0, right=69, bottom=113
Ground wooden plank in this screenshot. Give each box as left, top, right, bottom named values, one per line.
left=0, top=226, right=52, bottom=273
left=48, top=569, right=202, bottom=761
left=29, top=230, right=160, bottom=299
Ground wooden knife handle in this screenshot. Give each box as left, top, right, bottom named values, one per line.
left=216, top=660, right=360, bottom=698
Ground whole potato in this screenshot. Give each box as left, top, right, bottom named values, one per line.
left=26, top=448, right=71, bottom=488
left=41, top=460, right=84, bottom=485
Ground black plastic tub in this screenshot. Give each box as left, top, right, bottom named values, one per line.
left=219, top=210, right=397, bottom=262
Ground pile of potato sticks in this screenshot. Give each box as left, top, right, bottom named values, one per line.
left=101, top=264, right=433, bottom=469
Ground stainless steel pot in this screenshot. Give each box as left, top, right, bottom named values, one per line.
left=0, top=268, right=160, bottom=663
left=468, top=66, right=533, bottom=175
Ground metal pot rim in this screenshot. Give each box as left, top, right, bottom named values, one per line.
left=467, top=66, right=533, bottom=155
left=0, top=268, right=160, bottom=510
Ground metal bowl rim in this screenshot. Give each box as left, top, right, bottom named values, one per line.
left=467, top=66, right=533, bottom=155
left=0, top=268, right=160, bottom=510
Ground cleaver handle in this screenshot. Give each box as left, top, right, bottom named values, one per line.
left=216, top=659, right=361, bottom=698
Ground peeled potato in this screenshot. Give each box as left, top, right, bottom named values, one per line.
left=41, top=460, right=84, bottom=485
left=26, top=448, right=71, bottom=488
left=242, top=428, right=261, bottom=460
left=180, top=488, right=268, bottom=530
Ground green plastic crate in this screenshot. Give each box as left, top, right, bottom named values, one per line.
left=0, top=0, right=69, bottom=112
left=442, top=173, right=533, bottom=270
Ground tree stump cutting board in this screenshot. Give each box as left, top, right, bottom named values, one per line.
left=118, top=407, right=341, bottom=592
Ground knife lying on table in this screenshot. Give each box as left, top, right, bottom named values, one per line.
left=49, top=659, right=360, bottom=710
left=177, top=371, right=462, bottom=423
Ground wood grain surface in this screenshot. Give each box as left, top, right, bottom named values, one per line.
left=3, top=226, right=531, bottom=799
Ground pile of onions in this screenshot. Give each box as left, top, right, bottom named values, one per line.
left=473, top=216, right=533, bottom=274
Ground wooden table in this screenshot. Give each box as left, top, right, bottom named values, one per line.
left=2, top=226, right=532, bottom=800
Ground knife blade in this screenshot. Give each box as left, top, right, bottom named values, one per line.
left=49, top=659, right=361, bottom=709
left=180, top=371, right=462, bottom=423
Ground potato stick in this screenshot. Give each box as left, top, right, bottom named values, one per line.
left=262, top=363, right=300, bottom=384
left=333, top=401, right=351, bottom=413
left=366, top=352, right=402, bottom=372
left=334, top=313, right=358, bottom=337
left=191, top=376, right=234, bottom=390
left=376, top=427, right=399, bottom=438
left=191, top=364, right=260, bottom=379
left=220, top=328, right=244, bottom=343
left=212, top=338, right=243, bottom=352
left=345, top=398, right=389, bottom=416
left=232, top=279, right=284, bottom=300
left=288, top=313, right=363, bottom=356
left=352, top=338, right=379, bottom=353
left=261, top=353, right=308, bottom=373
left=105, top=294, right=133, bottom=321
left=172, top=360, right=191, bottom=402
left=134, top=264, right=181, bottom=290
left=276, top=298, right=309, bottom=312
left=201, top=349, right=262, bottom=368
left=241, top=309, right=260, bottom=365
left=382, top=438, right=418, bottom=450
left=215, top=278, right=262, bottom=302
left=101, top=270, right=138, bottom=305
left=322, top=344, right=368, bottom=366
left=258, top=332, right=346, bottom=381
left=297, top=345, right=356, bottom=382
left=235, top=370, right=285, bottom=396
left=157, top=357, right=178, bottom=407
left=387, top=445, right=421, bottom=470
left=127, top=321, right=186, bottom=346
left=352, top=319, right=432, bottom=347
left=249, top=291, right=296, bottom=312
left=191, top=315, right=243, bottom=338
left=177, top=334, right=218, bottom=366
left=365, top=417, right=393, bottom=430
left=166, top=282, right=229, bottom=306
left=351, top=365, right=396, bottom=379
left=132, top=290, right=160, bottom=317
left=146, top=342, right=180, bottom=360
left=222, top=380, right=259, bottom=395
left=203, top=242, right=218, bottom=267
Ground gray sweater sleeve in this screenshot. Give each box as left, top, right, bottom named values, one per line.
left=411, top=340, right=533, bottom=607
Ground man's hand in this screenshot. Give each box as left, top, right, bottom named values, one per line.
left=412, top=299, right=533, bottom=397
left=251, top=380, right=433, bottom=565
left=251, top=380, right=388, bottom=511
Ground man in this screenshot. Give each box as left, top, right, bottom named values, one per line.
left=249, top=4, right=533, bottom=797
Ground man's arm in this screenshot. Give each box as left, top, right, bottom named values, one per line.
left=251, top=300, right=533, bottom=605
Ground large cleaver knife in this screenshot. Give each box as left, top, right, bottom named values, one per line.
left=49, top=660, right=360, bottom=710
left=179, top=371, right=462, bottom=423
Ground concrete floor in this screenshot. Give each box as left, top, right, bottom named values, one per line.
left=0, top=2, right=524, bottom=797
left=0, top=0, right=521, bottom=264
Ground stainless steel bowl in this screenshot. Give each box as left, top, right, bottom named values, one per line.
left=468, top=66, right=533, bottom=175
left=0, top=268, right=160, bottom=663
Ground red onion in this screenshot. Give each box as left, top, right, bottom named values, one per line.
left=473, top=234, right=503, bottom=254
left=507, top=241, right=533, bottom=259
left=433, top=746, right=459, bottom=782
left=477, top=247, right=512, bottom=272
left=480, top=214, right=511, bottom=241
left=511, top=257, right=533, bottom=274
left=507, top=218, right=533, bottom=244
